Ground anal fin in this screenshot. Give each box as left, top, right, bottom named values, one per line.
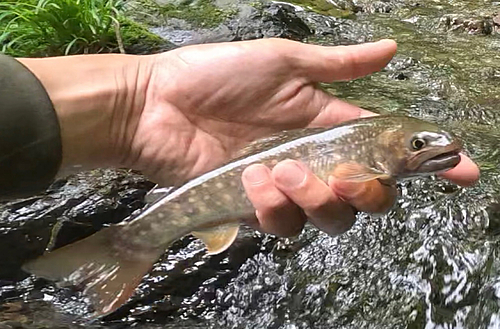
left=192, top=224, right=239, bottom=255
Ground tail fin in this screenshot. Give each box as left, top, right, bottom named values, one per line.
left=23, top=226, right=163, bottom=318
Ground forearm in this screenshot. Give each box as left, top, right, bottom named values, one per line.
left=17, top=54, right=151, bottom=171
left=0, top=52, right=154, bottom=198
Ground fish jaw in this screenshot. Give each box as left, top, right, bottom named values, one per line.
left=412, top=150, right=461, bottom=175
left=401, top=139, right=462, bottom=177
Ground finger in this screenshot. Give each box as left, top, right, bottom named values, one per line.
left=272, top=160, right=356, bottom=236
left=296, top=39, right=397, bottom=82
left=307, top=96, right=377, bottom=128
left=242, top=164, right=306, bottom=236
left=438, top=153, right=480, bottom=187
left=330, top=177, right=397, bottom=214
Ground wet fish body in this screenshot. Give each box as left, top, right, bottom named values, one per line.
left=23, top=116, right=462, bottom=317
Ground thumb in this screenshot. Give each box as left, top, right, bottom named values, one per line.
left=296, top=39, right=397, bottom=82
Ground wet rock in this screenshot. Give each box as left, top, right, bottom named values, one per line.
left=226, top=3, right=313, bottom=41
left=152, top=2, right=313, bottom=45
left=149, top=0, right=395, bottom=47
left=297, top=10, right=374, bottom=44
left=494, top=13, right=500, bottom=26
left=383, top=56, right=417, bottom=80
left=326, top=0, right=406, bottom=13
left=0, top=169, right=154, bottom=282
left=439, top=14, right=497, bottom=35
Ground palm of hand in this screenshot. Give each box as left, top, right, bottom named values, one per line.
left=114, top=38, right=477, bottom=237
left=129, top=39, right=336, bottom=186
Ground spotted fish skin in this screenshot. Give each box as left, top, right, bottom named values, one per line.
left=22, top=115, right=462, bottom=317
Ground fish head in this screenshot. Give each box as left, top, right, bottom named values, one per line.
left=375, top=117, right=462, bottom=179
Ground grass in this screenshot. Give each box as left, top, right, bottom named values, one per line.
left=0, top=0, right=163, bottom=57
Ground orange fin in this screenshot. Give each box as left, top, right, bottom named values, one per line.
left=192, top=225, right=239, bottom=255
left=332, top=162, right=391, bottom=182
left=22, top=226, right=163, bottom=318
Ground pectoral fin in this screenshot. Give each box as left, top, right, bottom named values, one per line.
left=192, top=225, right=239, bottom=255
left=332, top=162, right=391, bottom=182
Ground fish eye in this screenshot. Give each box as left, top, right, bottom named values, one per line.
left=411, top=137, right=426, bottom=151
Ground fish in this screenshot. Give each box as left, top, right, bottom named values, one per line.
left=22, top=115, right=462, bottom=317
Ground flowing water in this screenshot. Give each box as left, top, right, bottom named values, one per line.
left=2, top=0, right=500, bottom=328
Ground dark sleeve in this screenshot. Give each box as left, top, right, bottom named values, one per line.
left=0, top=54, right=62, bottom=199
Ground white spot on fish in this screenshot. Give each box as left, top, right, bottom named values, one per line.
left=157, top=213, right=165, bottom=219
left=216, top=182, right=224, bottom=189
left=188, top=197, right=196, bottom=203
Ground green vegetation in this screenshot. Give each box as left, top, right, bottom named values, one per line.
left=154, top=0, right=237, bottom=28
left=0, top=0, right=165, bottom=57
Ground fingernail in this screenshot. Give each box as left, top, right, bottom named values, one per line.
left=360, top=110, right=379, bottom=118
left=275, top=161, right=306, bottom=188
left=243, top=165, right=270, bottom=185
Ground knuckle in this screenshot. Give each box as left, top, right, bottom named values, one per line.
left=260, top=193, right=291, bottom=212
left=335, top=48, right=357, bottom=79
left=301, top=192, right=334, bottom=212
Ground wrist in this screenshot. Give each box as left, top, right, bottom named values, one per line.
left=17, top=54, right=153, bottom=171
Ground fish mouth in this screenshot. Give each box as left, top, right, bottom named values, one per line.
left=414, top=151, right=461, bottom=174
left=407, top=139, right=462, bottom=175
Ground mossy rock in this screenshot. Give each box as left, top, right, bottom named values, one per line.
left=120, top=18, right=177, bottom=53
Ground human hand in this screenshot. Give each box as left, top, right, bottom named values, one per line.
left=124, top=38, right=478, bottom=237
left=20, top=38, right=479, bottom=238
left=125, top=38, right=398, bottom=184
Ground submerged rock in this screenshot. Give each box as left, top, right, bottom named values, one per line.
left=439, top=14, right=498, bottom=35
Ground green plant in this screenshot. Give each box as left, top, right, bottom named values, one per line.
left=0, top=0, right=126, bottom=56
left=155, top=0, right=237, bottom=28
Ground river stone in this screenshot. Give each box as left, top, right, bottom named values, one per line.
left=0, top=169, right=154, bottom=282
left=151, top=2, right=313, bottom=45
left=439, top=14, right=499, bottom=35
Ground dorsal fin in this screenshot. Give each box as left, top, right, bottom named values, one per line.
left=191, top=224, right=240, bottom=255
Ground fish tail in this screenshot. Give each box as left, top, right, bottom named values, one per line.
left=22, top=226, right=163, bottom=318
